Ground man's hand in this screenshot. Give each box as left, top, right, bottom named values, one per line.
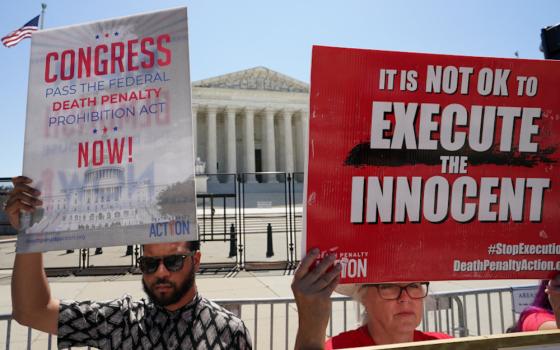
left=5, top=176, right=42, bottom=229
left=292, top=248, right=341, bottom=350
left=546, top=274, right=560, bottom=328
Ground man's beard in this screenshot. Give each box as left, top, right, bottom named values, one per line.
left=142, top=267, right=195, bottom=307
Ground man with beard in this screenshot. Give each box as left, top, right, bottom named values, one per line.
left=7, top=176, right=252, bottom=349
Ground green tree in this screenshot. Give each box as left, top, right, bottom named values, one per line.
left=156, top=178, right=196, bottom=218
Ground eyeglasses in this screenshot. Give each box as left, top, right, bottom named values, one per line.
left=138, top=253, right=195, bottom=274
left=367, top=282, right=429, bottom=300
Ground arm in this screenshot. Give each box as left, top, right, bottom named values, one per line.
left=7, top=176, right=59, bottom=334
left=291, top=248, right=340, bottom=350
left=12, top=253, right=60, bottom=334
left=546, top=274, right=560, bottom=328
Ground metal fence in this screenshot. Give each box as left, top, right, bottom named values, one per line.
left=0, top=178, right=15, bottom=236
left=0, top=285, right=533, bottom=350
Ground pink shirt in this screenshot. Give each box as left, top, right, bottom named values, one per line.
left=521, top=311, right=556, bottom=331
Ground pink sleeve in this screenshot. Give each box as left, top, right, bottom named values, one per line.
left=324, top=338, right=333, bottom=350
left=521, top=312, right=556, bottom=331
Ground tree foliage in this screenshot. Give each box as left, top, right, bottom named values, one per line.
left=156, top=178, right=196, bottom=218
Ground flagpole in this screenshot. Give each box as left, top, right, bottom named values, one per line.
left=40, top=3, right=47, bottom=30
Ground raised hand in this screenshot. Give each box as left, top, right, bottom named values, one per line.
left=292, top=248, right=341, bottom=350
left=4, top=176, right=42, bottom=229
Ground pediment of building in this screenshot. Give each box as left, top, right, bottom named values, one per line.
left=192, top=66, right=309, bottom=93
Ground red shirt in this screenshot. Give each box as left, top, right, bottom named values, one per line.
left=325, top=325, right=452, bottom=349
left=521, top=311, right=556, bottom=331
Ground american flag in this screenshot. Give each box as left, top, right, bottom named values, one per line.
left=2, top=15, right=40, bottom=48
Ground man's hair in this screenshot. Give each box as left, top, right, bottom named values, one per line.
left=141, top=240, right=200, bottom=252
left=186, top=240, right=200, bottom=252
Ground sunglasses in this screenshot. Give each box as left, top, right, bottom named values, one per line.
left=138, top=253, right=195, bottom=274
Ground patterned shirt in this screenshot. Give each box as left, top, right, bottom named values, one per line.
left=57, top=293, right=252, bottom=349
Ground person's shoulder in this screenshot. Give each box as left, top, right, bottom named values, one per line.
left=99, top=294, right=145, bottom=309
left=60, top=294, right=145, bottom=314
left=521, top=309, right=555, bottom=331
left=326, top=325, right=373, bottom=349
left=414, top=330, right=453, bottom=340
left=198, top=296, right=247, bottom=330
left=196, top=296, right=252, bottom=347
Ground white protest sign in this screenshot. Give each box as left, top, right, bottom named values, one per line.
left=19, top=7, right=196, bottom=252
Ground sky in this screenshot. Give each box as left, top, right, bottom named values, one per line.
left=0, top=0, right=558, bottom=177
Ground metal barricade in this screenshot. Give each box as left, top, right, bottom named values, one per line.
left=0, top=286, right=534, bottom=350
left=0, top=178, right=16, bottom=236
left=235, top=172, right=301, bottom=270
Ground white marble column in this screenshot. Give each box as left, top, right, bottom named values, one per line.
left=226, top=107, right=237, bottom=181
left=283, top=109, right=294, bottom=175
left=264, top=108, right=277, bottom=183
left=297, top=110, right=308, bottom=178
left=244, top=107, right=256, bottom=182
left=191, top=105, right=198, bottom=159
left=206, top=106, right=218, bottom=175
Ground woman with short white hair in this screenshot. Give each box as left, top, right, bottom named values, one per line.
left=292, top=249, right=451, bottom=349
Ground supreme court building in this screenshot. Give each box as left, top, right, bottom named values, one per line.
left=191, top=66, right=308, bottom=183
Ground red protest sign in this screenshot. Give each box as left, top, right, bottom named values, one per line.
left=305, top=46, right=560, bottom=283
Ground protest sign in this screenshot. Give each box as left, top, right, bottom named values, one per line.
left=18, top=7, right=196, bottom=252
left=305, top=46, right=560, bottom=282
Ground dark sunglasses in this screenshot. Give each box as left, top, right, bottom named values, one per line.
left=138, top=253, right=195, bottom=274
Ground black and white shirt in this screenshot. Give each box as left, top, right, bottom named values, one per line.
left=57, top=293, right=252, bottom=349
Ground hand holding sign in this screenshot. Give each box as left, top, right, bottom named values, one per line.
left=4, top=177, right=42, bottom=230
left=292, top=248, right=340, bottom=350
